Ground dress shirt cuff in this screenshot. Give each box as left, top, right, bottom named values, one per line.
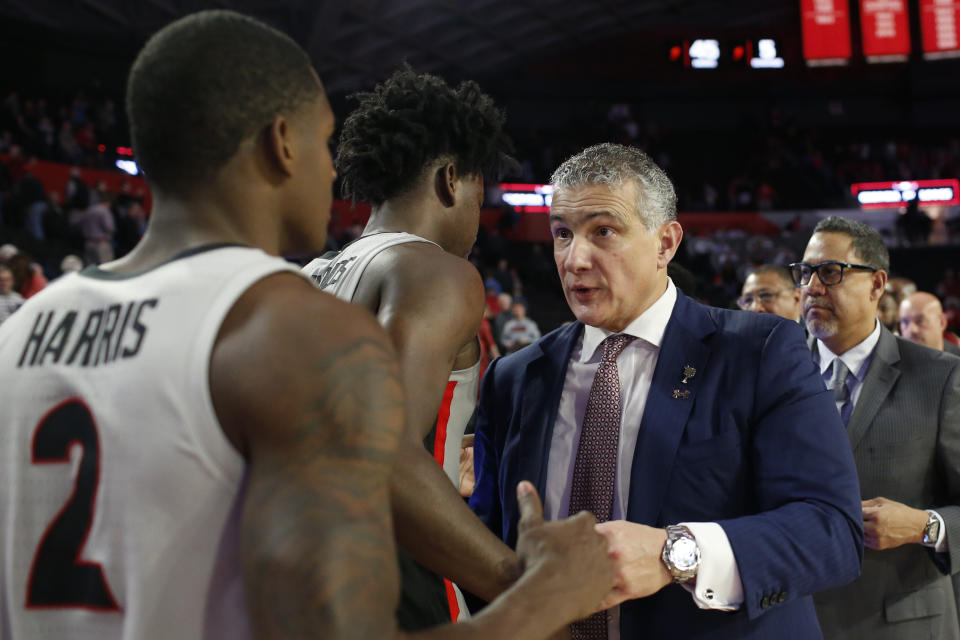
left=679, top=522, right=744, bottom=611
left=923, top=510, right=949, bottom=553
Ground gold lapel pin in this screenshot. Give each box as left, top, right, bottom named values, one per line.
left=672, top=389, right=691, bottom=400
left=681, top=364, right=696, bottom=384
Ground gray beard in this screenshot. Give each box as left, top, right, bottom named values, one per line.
left=806, top=315, right=838, bottom=340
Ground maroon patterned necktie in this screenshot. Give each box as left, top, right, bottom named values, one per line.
left=568, top=333, right=635, bottom=640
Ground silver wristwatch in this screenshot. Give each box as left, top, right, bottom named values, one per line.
left=921, top=510, right=941, bottom=547
left=661, top=525, right=700, bottom=584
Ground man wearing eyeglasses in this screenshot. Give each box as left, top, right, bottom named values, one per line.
left=737, top=265, right=801, bottom=322
left=794, top=216, right=960, bottom=640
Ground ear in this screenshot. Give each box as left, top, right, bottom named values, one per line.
left=869, top=269, right=888, bottom=302
left=656, top=221, right=683, bottom=269
left=434, top=162, right=457, bottom=208
left=265, top=114, right=295, bottom=178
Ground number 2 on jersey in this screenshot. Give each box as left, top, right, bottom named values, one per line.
left=26, top=399, right=120, bottom=611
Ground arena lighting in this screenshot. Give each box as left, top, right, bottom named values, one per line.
left=497, top=183, right=554, bottom=213
left=115, top=159, right=139, bottom=176
left=851, top=179, right=960, bottom=209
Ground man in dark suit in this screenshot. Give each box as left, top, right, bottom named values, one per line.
left=796, top=217, right=960, bottom=639
left=470, top=143, right=863, bottom=639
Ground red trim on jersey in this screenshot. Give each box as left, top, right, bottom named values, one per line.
left=444, top=578, right=461, bottom=621
left=432, top=381, right=458, bottom=466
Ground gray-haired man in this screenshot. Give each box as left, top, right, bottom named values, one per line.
left=796, top=216, right=960, bottom=639
left=470, top=143, right=863, bottom=639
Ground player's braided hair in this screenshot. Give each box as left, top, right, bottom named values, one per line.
left=336, top=64, right=513, bottom=205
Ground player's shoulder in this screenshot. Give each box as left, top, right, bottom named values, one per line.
left=378, top=242, right=483, bottom=302
left=228, top=270, right=389, bottom=351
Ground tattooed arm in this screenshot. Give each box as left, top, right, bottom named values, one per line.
left=212, top=273, right=612, bottom=639
left=213, top=273, right=404, bottom=639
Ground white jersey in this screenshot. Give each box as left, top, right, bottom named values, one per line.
left=0, top=245, right=303, bottom=640
left=302, top=232, right=480, bottom=484
left=303, top=233, right=478, bottom=621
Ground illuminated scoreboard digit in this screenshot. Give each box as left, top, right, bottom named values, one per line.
left=667, top=37, right=784, bottom=69
left=749, top=38, right=785, bottom=68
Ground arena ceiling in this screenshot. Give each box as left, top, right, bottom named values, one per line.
left=1, top=0, right=799, bottom=95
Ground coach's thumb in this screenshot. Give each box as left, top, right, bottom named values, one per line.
left=517, top=480, right=544, bottom=531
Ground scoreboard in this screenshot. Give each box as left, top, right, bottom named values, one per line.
left=667, top=37, right=785, bottom=69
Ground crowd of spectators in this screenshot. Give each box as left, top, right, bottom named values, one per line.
left=510, top=102, right=960, bottom=213
left=1, top=88, right=123, bottom=170
left=5, top=84, right=960, bottom=214
left=2, top=85, right=957, bottom=337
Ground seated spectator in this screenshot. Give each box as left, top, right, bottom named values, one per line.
left=0, top=264, right=24, bottom=324
left=499, top=301, right=541, bottom=353
left=59, top=254, right=83, bottom=275
left=7, top=252, right=47, bottom=299
left=492, top=292, right=513, bottom=351
left=79, top=189, right=116, bottom=265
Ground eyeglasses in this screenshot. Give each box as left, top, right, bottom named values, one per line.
left=788, top=261, right=878, bottom=287
left=737, top=289, right=789, bottom=310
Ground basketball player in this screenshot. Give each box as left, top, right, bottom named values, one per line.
left=302, top=66, right=517, bottom=628
left=0, top=11, right=611, bottom=640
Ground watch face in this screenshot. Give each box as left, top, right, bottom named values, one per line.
left=670, top=537, right=699, bottom=570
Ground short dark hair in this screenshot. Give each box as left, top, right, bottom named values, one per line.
left=336, top=64, right=512, bottom=206
left=749, top=264, right=796, bottom=289
left=812, top=216, right=890, bottom=272
left=126, top=10, right=321, bottom=194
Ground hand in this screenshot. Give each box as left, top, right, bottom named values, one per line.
left=514, top=481, right=614, bottom=623
left=459, top=434, right=475, bottom=498
left=593, top=520, right=672, bottom=610
left=862, top=497, right=930, bottom=550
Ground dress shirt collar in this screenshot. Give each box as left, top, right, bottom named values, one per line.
left=816, top=318, right=881, bottom=381
left=579, top=278, right=677, bottom=363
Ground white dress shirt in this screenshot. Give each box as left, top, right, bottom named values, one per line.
left=815, top=320, right=948, bottom=552
left=544, top=279, right=743, bottom=638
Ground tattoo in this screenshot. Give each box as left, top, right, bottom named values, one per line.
left=242, top=333, right=404, bottom=639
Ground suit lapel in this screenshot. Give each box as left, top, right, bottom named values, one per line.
left=517, top=322, right=582, bottom=496
left=626, top=293, right=714, bottom=525
left=846, top=328, right=901, bottom=450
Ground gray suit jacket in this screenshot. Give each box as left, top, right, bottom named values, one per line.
left=812, top=327, right=960, bottom=639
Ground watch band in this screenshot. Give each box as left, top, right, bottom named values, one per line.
left=662, top=524, right=700, bottom=584
left=921, top=510, right=941, bottom=547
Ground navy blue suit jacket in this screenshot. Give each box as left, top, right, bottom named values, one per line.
left=470, top=291, right=864, bottom=639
